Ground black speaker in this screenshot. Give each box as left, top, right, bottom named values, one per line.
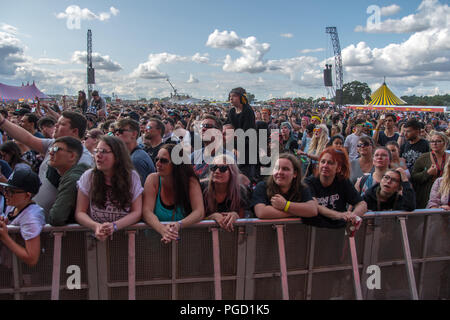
left=324, top=67, right=332, bottom=87
left=87, top=68, right=95, bottom=84
left=335, top=89, right=343, bottom=105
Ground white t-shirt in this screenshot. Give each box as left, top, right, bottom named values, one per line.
left=3, top=203, right=45, bottom=240
left=344, top=133, right=366, bottom=161
left=76, top=169, right=143, bottom=223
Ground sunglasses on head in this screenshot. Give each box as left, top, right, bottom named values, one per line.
left=155, top=157, right=170, bottom=164
left=209, top=164, right=229, bottom=173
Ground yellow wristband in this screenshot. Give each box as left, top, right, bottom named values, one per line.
left=283, top=201, right=291, bottom=213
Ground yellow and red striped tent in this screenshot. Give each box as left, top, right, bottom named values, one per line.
left=368, top=82, right=406, bottom=105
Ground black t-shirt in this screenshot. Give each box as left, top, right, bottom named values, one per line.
left=302, top=176, right=363, bottom=229
left=144, top=142, right=164, bottom=164
left=250, top=180, right=313, bottom=208
left=378, top=131, right=399, bottom=146
left=200, top=180, right=250, bottom=216
left=400, top=139, right=430, bottom=172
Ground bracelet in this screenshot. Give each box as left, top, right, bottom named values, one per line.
left=283, top=201, right=291, bottom=213
left=113, top=222, right=118, bottom=232
left=0, top=118, right=5, bottom=127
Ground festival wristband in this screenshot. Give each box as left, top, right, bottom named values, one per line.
left=283, top=201, right=291, bottom=213
left=113, top=223, right=118, bottom=232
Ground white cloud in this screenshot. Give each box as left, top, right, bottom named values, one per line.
left=206, top=29, right=243, bottom=49
left=187, top=74, right=199, bottom=83
left=380, top=4, right=401, bottom=16
left=355, top=0, right=448, bottom=33
left=0, top=30, right=26, bottom=75
left=207, top=30, right=271, bottom=73
left=0, top=23, right=19, bottom=35
left=131, top=52, right=211, bottom=79
left=300, top=48, right=325, bottom=54
left=55, top=5, right=120, bottom=24
left=71, top=51, right=122, bottom=72
left=191, top=53, right=209, bottom=64
left=280, top=33, right=294, bottom=38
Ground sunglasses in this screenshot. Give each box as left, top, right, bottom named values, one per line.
left=49, top=146, right=72, bottom=153
left=114, top=128, right=131, bottom=135
left=357, top=143, right=370, bottom=148
left=209, top=165, right=229, bottom=173
left=94, top=148, right=113, bottom=155
left=155, top=157, right=170, bottom=164
left=201, top=123, right=217, bottom=129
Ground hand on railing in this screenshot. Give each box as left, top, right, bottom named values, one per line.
left=210, top=212, right=239, bottom=232
left=95, top=223, right=112, bottom=241
left=160, top=223, right=180, bottom=244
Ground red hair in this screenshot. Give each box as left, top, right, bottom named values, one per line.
left=318, top=147, right=350, bottom=180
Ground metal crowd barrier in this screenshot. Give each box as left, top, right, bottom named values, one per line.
left=0, top=209, right=448, bottom=300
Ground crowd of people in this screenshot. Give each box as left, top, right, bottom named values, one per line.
left=0, top=87, right=449, bottom=267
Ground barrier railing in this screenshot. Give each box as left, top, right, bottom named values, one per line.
left=0, top=209, right=448, bottom=300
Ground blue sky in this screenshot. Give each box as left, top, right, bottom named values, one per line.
left=1, top=0, right=449, bottom=100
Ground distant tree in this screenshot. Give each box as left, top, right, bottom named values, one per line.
left=246, top=92, right=255, bottom=103
left=342, top=81, right=372, bottom=104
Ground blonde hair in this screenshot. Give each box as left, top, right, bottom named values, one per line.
left=430, top=130, right=449, bottom=149
left=309, top=124, right=329, bottom=156
left=439, top=159, right=450, bottom=196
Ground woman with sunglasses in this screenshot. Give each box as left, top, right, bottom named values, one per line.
left=412, top=131, right=449, bottom=209
left=203, top=155, right=249, bottom=232
left=75, top=136, right=143, bottom=241
left=302, top=147, right=366, bottom=229
left=349, top=136, right=374, bottom=184
left=355, top=147, right=391, bottom=196
left=251, top=153, right=317, bottom=219
left=143, top=144, right=204, bottom=243
left=363, top=168, right=415, bottom=211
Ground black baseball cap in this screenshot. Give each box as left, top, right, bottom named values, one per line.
left=0, top=166, right=41, bottom=195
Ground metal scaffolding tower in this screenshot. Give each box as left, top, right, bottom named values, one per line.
left=87, top=29, right=95, bottom=101
left=326, top=27, right=344, bottom=105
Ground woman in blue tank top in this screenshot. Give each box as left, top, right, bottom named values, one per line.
left=143, top=144, right=204, bottom=243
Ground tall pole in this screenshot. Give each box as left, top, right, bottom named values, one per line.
left=87, top=29, right=95, bottom=102
left=326, top=27, right=344, bottom=106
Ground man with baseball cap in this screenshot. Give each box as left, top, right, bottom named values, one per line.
left=0, top=167, right=45, bottom=266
